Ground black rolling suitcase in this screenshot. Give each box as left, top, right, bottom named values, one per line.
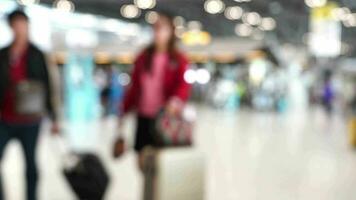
left=63, top=153, right=110, bottom=200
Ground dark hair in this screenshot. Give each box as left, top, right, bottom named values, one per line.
left=7, top=10, right=29, bottom=25
left=144, top=12, right=178, bottom=71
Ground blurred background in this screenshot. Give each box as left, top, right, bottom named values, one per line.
left=0, top=0, right=356, bottom=199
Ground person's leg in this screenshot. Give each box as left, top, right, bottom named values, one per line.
left=17, top=124, right=40, bottom=200
left=134, top=116, right=149, bottom=153
left=0, top=123, right=12, bottom=200
left=135, top=117, right=159, bottom=200
left=135, top=117, right=147, bottom=172
left=140, top=145, right=157, bottom=200
left=134, top=116, right=156, bottom=172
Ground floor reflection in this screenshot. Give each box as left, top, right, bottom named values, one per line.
left=2, top=106, right=352, bottom=200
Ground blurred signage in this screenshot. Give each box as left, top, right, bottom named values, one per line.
left=64, top=53, right=100, bottom=122
left=63, top=53, right=101, bottom=151
left=182, top=30, right=211, bottom=46
left=309, top=2, right=341, bottom=58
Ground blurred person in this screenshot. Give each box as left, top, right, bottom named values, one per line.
left=116, top=12, right=191, bottom=170
left=0, top=10, right=59, bottom=200
left=322, top=71, right=334, bottom=114
left=350, top=94, right=356, bottom=117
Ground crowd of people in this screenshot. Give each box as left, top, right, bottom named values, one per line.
left=0, top=9, right=191, bottom=200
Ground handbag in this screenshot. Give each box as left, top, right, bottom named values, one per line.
left=15, top=80, right=45, bottom=116
left=155, top=105, right=196, bottom=147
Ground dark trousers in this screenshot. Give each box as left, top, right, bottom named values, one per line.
left=0, top=122, right=40, bottom=200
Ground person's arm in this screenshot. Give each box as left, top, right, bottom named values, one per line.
left=117, top=55, right=142, bottom=138
left=41, top=52, right=61, bottom=134
left=172, top=55, right=192, bottom=102
left=167, top=54, right=192, bottom=113
left=120, top=55, right=142, bottom=116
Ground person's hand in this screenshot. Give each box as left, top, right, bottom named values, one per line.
left=51, top=122, right=61, bottom=136
left=166, top=97, right=183, bottom=116
left=113, top=116, right=126, bottom=159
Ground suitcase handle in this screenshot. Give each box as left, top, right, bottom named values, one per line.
left=51, top=135, right=80, bottom=170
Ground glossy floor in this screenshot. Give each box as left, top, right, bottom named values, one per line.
left=1, top=106, right=353, bottom=200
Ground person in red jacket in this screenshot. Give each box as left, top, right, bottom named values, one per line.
left=118, top=12, right=191, bottom=169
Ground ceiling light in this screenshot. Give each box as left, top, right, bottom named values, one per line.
left=224, top=6, right=243, bottom=20
left=118, top=73, right=131, bottom=86
left=342, top=7, right=351, bottom=14
left=145, top=11, right=158, bottom=24
left=134, top=0, right=156, bottom=10
left=184, top=69, right=197, bottom=84
left=175, top=26, right=185, bottom=38
left=121, top=4, right=141, bottom=19
left=235, top=23, right=253, bottom=37
left=188, top=21, right=202, bottom=31
left=17, top=0, right=39, bottom=6
left=196, top=68, right=211, bottom=85
left=204, top=0, right=225, bottom=14
left=174, top=16, right=185, bottom=27
left=54, top=0, right=75, bottom=12
left=305, top=0, right=327, bottom=8
left=332, top=7, right=346, bottom=20
left=332, top=7, right=351, bottom=21
left=260, top=17, right=276, bottom=31
left=243, top=12, right=261, bottom=26
left=343, top=13, right=356, bottom=27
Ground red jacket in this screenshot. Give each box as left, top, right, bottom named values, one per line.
left=122, top=51, right=191, bottom=114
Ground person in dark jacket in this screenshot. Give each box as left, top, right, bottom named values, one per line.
left=0, top=10, right=59, bottom=200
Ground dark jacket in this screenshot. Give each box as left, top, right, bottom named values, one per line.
left=0, top=43, right=57, bottom=121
